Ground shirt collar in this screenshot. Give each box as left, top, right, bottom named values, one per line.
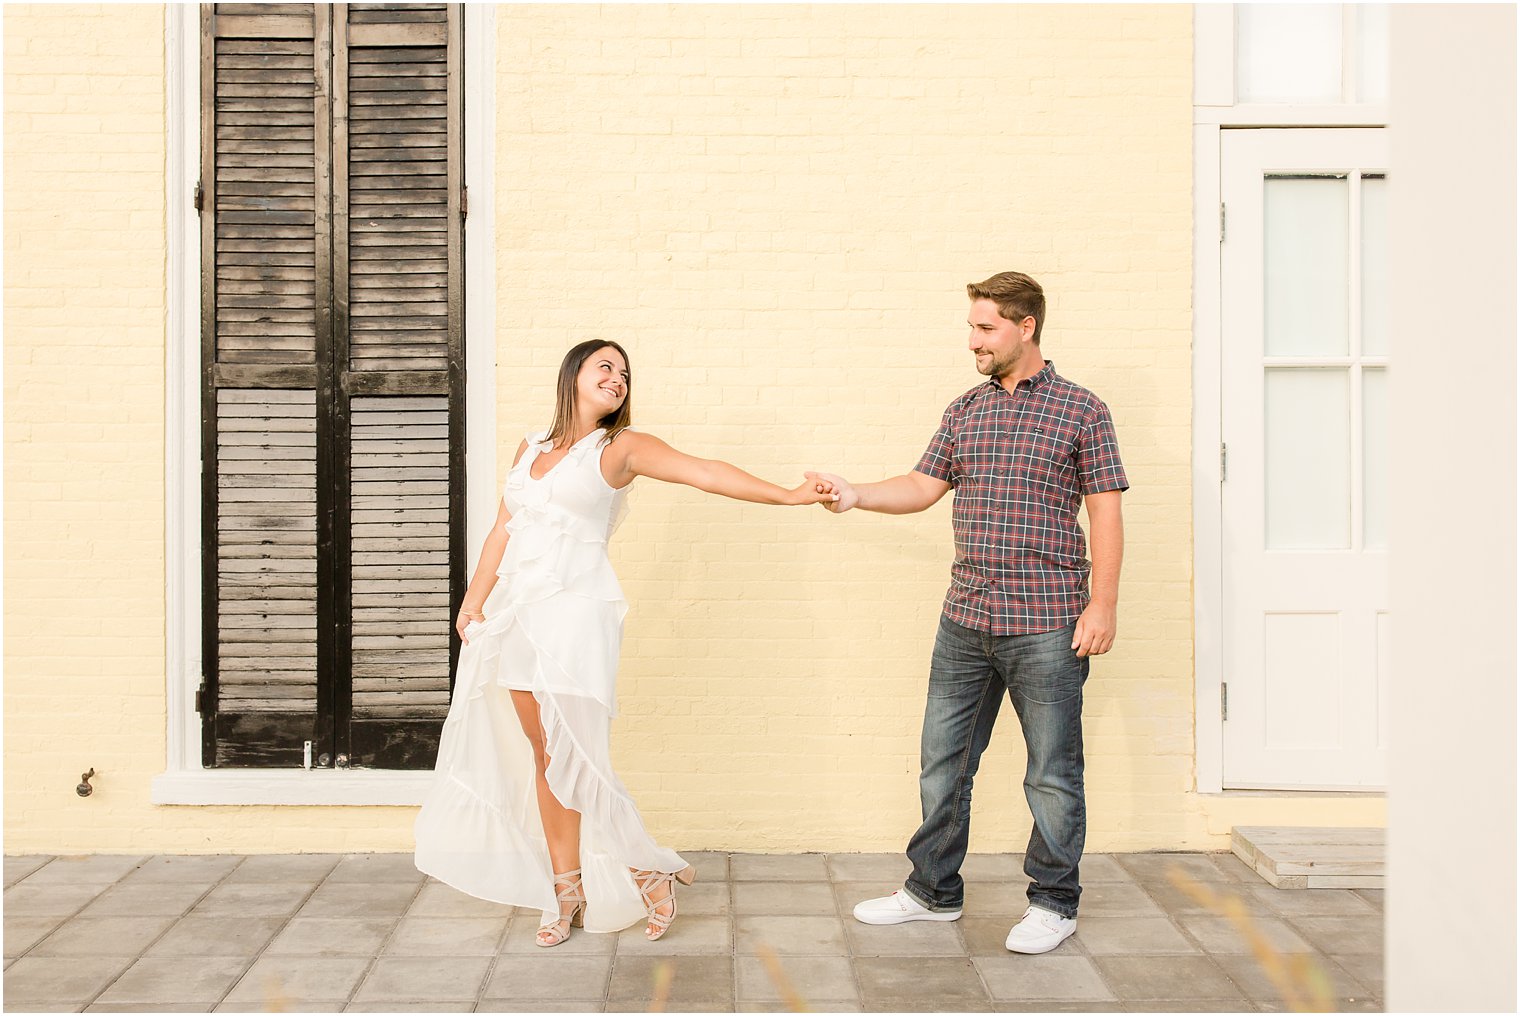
left=989, top=360, right=1055, bottom=394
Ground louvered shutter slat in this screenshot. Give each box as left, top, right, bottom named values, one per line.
left=214, top=388, right=319, bottom=723
left=348, top=395, right=449, bottom=675
left=212, top=30, right=317, bottom=371
left=347, top=396, right=453, bottom=724
left=346, top=34, right=451, bottom=374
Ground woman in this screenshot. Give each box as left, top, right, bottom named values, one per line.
left=414, top=340, right=836, bottom=946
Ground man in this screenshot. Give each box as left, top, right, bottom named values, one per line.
left=808, top=271, right=1126, bottom=954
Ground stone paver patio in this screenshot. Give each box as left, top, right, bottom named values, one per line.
left=2, top=851, right=1383, bottom=1013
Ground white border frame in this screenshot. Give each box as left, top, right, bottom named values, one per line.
left=154, top=4, right=497, bottom=806
left=1192, top=6, right=1389, bottom=795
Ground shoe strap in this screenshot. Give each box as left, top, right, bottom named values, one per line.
left=631, top=868, right=673, bottom=893
left=631, top=869, right=678, bottom=927
left=536, top=920, right=570, bottom=944
left=553, top=868, right=585, bottom=905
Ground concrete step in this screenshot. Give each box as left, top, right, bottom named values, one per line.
left=1231, top=825, right=1385, bottom=889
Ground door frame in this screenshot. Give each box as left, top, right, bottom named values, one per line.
left=1191, top=5, right=1389, bottom=794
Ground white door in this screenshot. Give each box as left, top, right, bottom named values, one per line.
left=1220, top=128, right=1389, bottom=790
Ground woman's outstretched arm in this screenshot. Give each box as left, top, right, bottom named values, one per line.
left=607, top=431, right=837, bottom=506
left=456, top=439, right=528, bottom=643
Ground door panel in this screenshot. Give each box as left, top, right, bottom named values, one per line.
left=1220, top=127, right=1389, bottom=790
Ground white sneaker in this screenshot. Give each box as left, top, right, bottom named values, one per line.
left=1004, top=905, right=1077, bottom=953
left=853, top=889, right=962, bottom=925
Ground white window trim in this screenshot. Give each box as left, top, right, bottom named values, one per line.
left=154, top=4, right=498, bottom=806
left=1191, top=5, right=1389, bottom=796
left=1195, top=4, right=1389, bottom=126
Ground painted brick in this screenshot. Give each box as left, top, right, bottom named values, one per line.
left=493, top=2, right=1206, bottom=855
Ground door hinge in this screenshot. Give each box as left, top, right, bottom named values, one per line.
left=1220, top=442, right=1228, bottom=481
left=1221, top=683, right=1229, bottom=721
left=1219, top=202, right=1226, bottom=242
left=194, top=181, right=204, bottom=213
left=460, top=186, right=468, bottom=221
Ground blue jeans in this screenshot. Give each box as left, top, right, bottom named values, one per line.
left=903, top=615, right=1089, bottom=919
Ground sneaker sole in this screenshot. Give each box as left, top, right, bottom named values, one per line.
left=853, top=908, right=963, bottom=926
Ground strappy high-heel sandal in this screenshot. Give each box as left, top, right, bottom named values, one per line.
left=535, top=868, right=586, bottom=948
left=632, top=865, right=696, bottom=942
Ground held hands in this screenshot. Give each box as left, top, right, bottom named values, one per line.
left=790, top=475, right=842, bottom=506
left=1071, top=600, right=1117, bottom=658
left=804, top=471, right=858, bottom=513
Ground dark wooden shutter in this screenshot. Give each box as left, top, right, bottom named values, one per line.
left=337, top=4, right=463, bottom=768
left=201, top=3, right=326, bottom=767
left=200, top=3, right=463, bottom=769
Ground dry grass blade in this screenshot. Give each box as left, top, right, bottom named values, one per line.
left=756, top=944, right=810, bottom=1012
left=1167, top=867, right=1335, bottom=1012
left=262, top=972, right=288, bottom=1012
left=647, top=959, right=674, bottom=1013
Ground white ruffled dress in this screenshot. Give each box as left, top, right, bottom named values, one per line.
left=414, top=428, right=688, bottom=932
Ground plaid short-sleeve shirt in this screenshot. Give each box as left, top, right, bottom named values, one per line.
left=914, top=360, right=1128, bottom=635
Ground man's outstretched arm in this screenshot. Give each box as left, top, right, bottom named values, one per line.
left=804, top=469, right=951, bottom=515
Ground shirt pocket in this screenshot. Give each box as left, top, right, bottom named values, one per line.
left=1018, top=425, right=1078, bottom=483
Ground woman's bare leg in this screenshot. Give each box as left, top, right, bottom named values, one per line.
left=510, top=690, right=583, bottom=941
left=509, top=690, right=581, bottom=868
left=509, top=690, right=674, bottom=938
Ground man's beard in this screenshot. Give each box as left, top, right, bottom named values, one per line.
left=975, top=351, right=1018, bottom=377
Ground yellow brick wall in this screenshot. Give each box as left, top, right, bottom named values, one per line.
left=495, top=3, right=1221, bottom=852
left=5, top=4, right=177, bottom=850
left=4, top=4, right=1383, bottom=855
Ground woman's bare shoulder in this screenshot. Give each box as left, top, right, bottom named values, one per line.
left=612, top=427, right=651, bottom=444
left=612, top=429, right=675, bottom=460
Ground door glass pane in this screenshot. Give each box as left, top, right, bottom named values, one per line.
left=1265, top=369, right=1350, bottom=549
left=1357, top=5, right=1390, bottom=103
left=1362, top=367, right=1388, bottom=548
left=1361, top=175, right=1387, bottom=356
left=1237, top=4, right=1343, bottom=103
left=1265, top=176, right=1350, bottom=356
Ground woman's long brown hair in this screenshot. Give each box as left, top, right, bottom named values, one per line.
left=544, top=340, right=633, bottom=448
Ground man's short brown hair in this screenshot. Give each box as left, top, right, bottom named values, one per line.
left=967, top=271, right=1045, bottom=344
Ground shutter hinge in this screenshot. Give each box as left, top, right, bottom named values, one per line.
left=194, top=181, right=204, bottom=214
left=1219, top=202, right=1226, bottom=242
left=1221, top=682, right=1229, bottom=720
left=1220, top=442, right=1228, bottom=481
left=194, top=685, right=208, bottom=714
left=460, top=186, right=468, bottom=221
